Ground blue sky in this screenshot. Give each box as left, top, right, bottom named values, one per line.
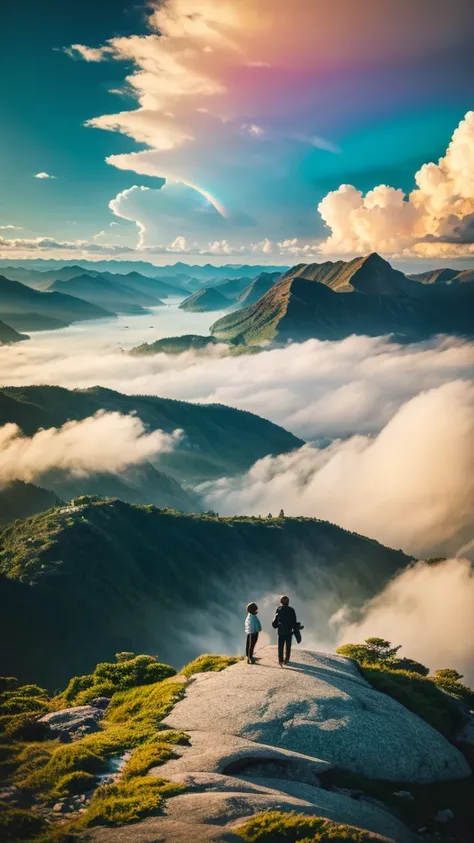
left=1, top=0, right=473, bottom=264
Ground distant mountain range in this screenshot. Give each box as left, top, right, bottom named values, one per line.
left=179, top=286, right=230, bottom=312
left=49, top=274, right=165, bottom=315
left=408, top=267, right=474, bottom=284
left=0, top=259, right=289, bottom=282
left=211, top=253, right=474, bottom=345
left=0, top=498, right=411, bottom=686
left=0, top=274, right=112, bottom=332
left=179, top=271, right=282, bottom=313
left=0, top=318, right=29, bottom=344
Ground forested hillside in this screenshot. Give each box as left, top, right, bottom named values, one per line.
left=0, top=499, right=411, bottom=687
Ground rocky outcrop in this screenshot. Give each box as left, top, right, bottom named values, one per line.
left=163, top=648, right=469, bottom=783
left=38, top=704, right=105, bottom=741
left=86, top=648, right=471, bottom=843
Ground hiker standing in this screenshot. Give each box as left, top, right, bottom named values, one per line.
left=272, top=595, right=298, bottom=666
left=245, top=602, right=261, bottom=664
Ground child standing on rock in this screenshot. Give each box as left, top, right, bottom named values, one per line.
left=245, top=602, right=262, bottom=664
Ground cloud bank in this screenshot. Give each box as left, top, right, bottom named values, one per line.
left=334, top=557, right=474, bottom=683
left=65, top=0, right=474, bottom=257
left=200, top=381, right=474, bottom=557
left=0, top=411, right=182, bottom=488
left=318, top=112, right=474, bottom=258
left=1, top=331, right=473, bottom=443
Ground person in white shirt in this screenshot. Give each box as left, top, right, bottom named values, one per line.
left=245, top=602, right=262, bottom=664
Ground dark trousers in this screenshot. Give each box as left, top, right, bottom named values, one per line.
left=278, top=633, right=292, bottom=663
left=246, top=632, right=259, bottom=659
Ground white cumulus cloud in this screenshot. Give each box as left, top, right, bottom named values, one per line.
left=0, top=411, right=182, bottom=488
left=318, top=111, right=474, bottom=258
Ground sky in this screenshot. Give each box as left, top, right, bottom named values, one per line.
left=1, top=0, right=473, bottom=265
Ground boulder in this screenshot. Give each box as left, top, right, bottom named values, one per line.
left=39, top=705, right=104, bottom=740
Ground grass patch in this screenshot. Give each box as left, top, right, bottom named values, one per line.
left=19, top=679, right=185, bottom=796
left=122, top=731, right=189, bottom=778
left=182, top=654, right=241, bottom=678
left=50, top=770, right=97, bottom=799
left=51, top=654, right=176, bottom=708
left=76, top=775, right=183, bottom=827
left=235, top=811, right=384, bottom=842
left=0, top=658, right=189, bottom=839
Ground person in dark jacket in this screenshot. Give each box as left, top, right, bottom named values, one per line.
left=272, top=595, right=297, bottom=666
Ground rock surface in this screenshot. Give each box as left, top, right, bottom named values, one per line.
left=163, top=648, right=469, bottom=783
left=88, top=648, right=470, bottom=843
left=39, top=704, right=104, bottom=739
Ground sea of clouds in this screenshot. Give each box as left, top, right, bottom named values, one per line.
left=1, top=313, right=473, bottom=676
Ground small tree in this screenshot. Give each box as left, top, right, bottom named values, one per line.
left=279, top=509, right=285, bottom=518
left=115, top=652, right=137, bottom=663
left=433, top=668, right=474, bottom=705
left=337, top=638, right=401, bottom=666
left=364, top=637, right=401, bottom=663
left=434, top=668, right=463, bottom=683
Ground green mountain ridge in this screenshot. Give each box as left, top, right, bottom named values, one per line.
left=211, top=253, right=474, bottom=345
left=0, top=499, right=412, bottom=687
left=130, top=334, right=222, bottom=355
left=0, top=275, right=113, bottom=331
left=0, top=385, right=302, bottom=483
left=236, top=271, right=281, bottom=305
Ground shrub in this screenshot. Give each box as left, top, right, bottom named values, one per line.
left=0, top=808, right=45, bottom=841
left=182, top=654, right=241, bottom=678
left=434, top=669, right=474, bottom=705
left=336, top=639, right=466, bottom=738
left=389, top=658, right=429, bottom=676
left=235, top=810, right=382, bottom=842
left=73, top=682, right=117, bottom=706
left=54, top=655, right=176, bottom=708
left=337, top=637, right=401, bottom=666
left=115, top=652, right=137, bottom=663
